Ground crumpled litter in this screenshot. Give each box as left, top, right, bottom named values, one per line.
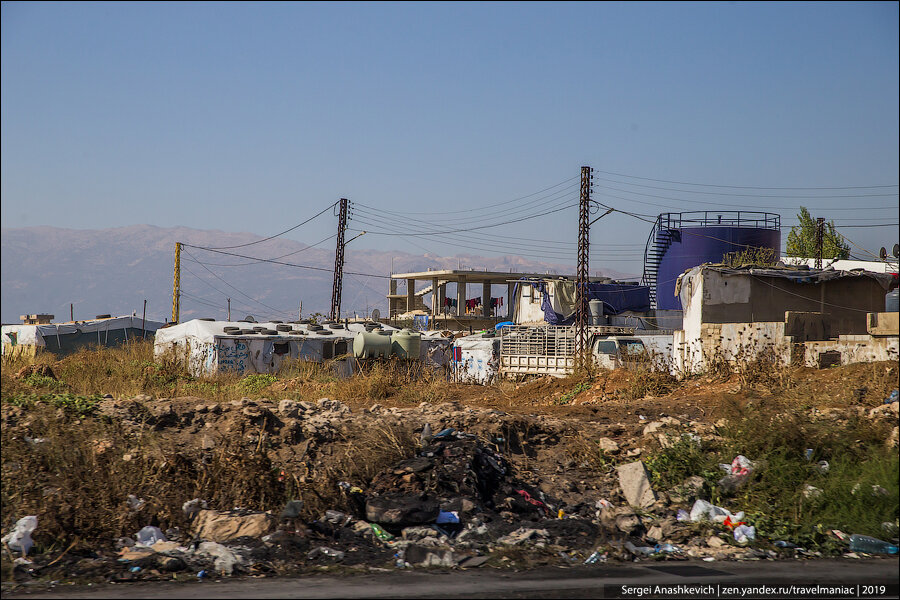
left=1, top=516, right=37, bottom=555
left=734, top=524, right=756, bottom=543
left=689, top=499, right=731, bottom=523
left=135, top=526, right=166, bottom=546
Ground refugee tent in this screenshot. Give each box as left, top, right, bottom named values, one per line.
left=1, top=315, right=165, bottom=357
left=451, top=332, right=500, bottom=384
left=154, top=319, right=451, bottom=377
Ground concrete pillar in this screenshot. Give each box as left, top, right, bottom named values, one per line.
left=508, top=282, right=516, bottom=320
left=389, top=279, right=398, bottom=317
left=406, top=279, right=415, bottom=313
left=456, top=276, right=466, bottom=317
left=439, top=284, right=447, bottom=314
left=432, top=277, right=439, bottom=318
left=482, top=281, right=491, bottom=317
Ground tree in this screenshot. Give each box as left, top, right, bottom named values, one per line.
left=785, top=206, right=850, bottom=259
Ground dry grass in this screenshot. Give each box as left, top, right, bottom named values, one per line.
left=0, top=403, right=286, bottom=553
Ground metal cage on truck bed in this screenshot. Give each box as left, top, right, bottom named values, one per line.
left=498, top=325, right=634, bottom=377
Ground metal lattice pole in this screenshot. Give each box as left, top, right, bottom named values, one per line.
left=814, top=217, right=824, bottom=269
left=575, top=166, right=592, bottom=368
left=330, top=198, right=349, bottom=320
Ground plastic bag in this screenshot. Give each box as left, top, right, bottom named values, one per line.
left=1, top=516, right=37, bottom=555
left=135, top=525, right=166, bottom=546
left=689, top=499, right=730, bottom=522
left=733, top=524, right=756, bottom=544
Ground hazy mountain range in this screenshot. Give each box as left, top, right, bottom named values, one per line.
left=0, top=225, right=637, bottom=324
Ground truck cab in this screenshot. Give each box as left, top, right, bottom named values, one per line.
left=591, top=335, right=646, bottom=370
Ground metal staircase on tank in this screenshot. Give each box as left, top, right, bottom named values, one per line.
left=641, top=215, right=679, bottom=310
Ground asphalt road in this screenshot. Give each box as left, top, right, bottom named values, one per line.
left=6, top=558, right=899, bottom=599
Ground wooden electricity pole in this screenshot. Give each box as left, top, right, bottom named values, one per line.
left=172, top=242, right=182, bottom=324
left=330, top=198, right=349, bottom=320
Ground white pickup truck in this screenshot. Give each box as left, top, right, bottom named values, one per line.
left=590, top=335, right=647, bottom=370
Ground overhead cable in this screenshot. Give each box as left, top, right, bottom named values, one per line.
left=592, top=169, right=899, bottom=190
left=197, top=201, right=338, bottom=250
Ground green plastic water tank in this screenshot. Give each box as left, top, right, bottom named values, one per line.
left=353, top=331, right=392, bottom=358
left=391, top=328, right=421, bottom=359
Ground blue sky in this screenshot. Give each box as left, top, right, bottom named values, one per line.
left=2, top=1, right=898, bottom=275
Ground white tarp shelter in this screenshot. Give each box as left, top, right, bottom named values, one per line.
left=154, top=320, right=451, bottom=376
left=2, top=316, right=166, bottom=356
left=451, top=333, right=500, bottom=384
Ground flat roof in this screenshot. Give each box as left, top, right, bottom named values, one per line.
left=391, top=269, right=587, bottom=283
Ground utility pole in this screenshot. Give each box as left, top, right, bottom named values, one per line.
left=172, top=242, right=182, bottom=324
left=814, top=217, right=824, bottom=269
left=575, top=166, right=592, bottom=369
left=330, top=198, right=349, bottom=320
left=227, top=298, right=231, bottom=321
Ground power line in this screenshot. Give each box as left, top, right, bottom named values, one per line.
left=354, top=175, right=580, bottom=217
left=594, top=175, right=898, bottom=200
left=596, top=183, right=896, bottom=210
left=593, top=168, right=899, bottom=191
left=197, top=201, right=338, bottom=250
left=182, top=244, right=393, bottom=279
left=182, top=249, right=295, bottom=317
left=353, top=181, right=580, bottom=227
left=183, top=233, right=337, bottom=267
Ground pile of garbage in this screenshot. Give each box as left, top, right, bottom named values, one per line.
left=4, top=419, right=899, bottom=584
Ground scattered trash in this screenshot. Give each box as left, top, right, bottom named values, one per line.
left=723, top=513, right=746, bottom=529
left=831, top=530, right=850, bottom=542
left=885, top=389, right=899, bottom=404
left=774, top=541, right=798, bottom=549
left=135, top=525, right=166, bottom=546
left=702, top=557, right=716, bottom=562
left=847, top=534, right=899, bottom=555
left=307, top=546, right=346, bottom=561
left=129, top=566, right=142, bottom=573
left=584, top=550, right=607, bottom=564
left=871, top=485, right=889, bottom=496
left=370, top=523, right=395, bottom=541
left=197, top=570, right=208, bottom=579
left=804, top=448, right=814, bottom=461
left=195, top=541, right=244, bottom=575
left=596, top=499, right=613, bottom=510
left=676, top=509, right=690, bottom=521
left=730, top=455, right=753, bottom=475
left=420, top=423, right=433, bottom=444
left=280, top=500, right=305, bottom=519
left=802, top=484, right=822, bottom=499
left=436, top=510, right=460, bottom=524
left=126, top=494, right=146, bottom=511
left=689, top=499, right=730, bottom=523
left=624, top=541, right=655, bottom=556
left=1, top=516, right=37, bottom=555
left=323, top=510, right=351, bottom=525
left=816, top=460, right=830, bottom=474
left=182, top=498, right=208, bottom=519
left=733, top=525, right=756, bottom=544
left=654, top=543, right=680, bottom=554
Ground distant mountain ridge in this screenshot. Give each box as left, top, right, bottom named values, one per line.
left=0, top=225, right=637, bottom=324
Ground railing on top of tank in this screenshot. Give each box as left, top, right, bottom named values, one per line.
left=657, top=211, right=780, bottom=231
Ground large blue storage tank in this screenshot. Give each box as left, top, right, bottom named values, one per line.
left=643, top=212, right=781, bottom=310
